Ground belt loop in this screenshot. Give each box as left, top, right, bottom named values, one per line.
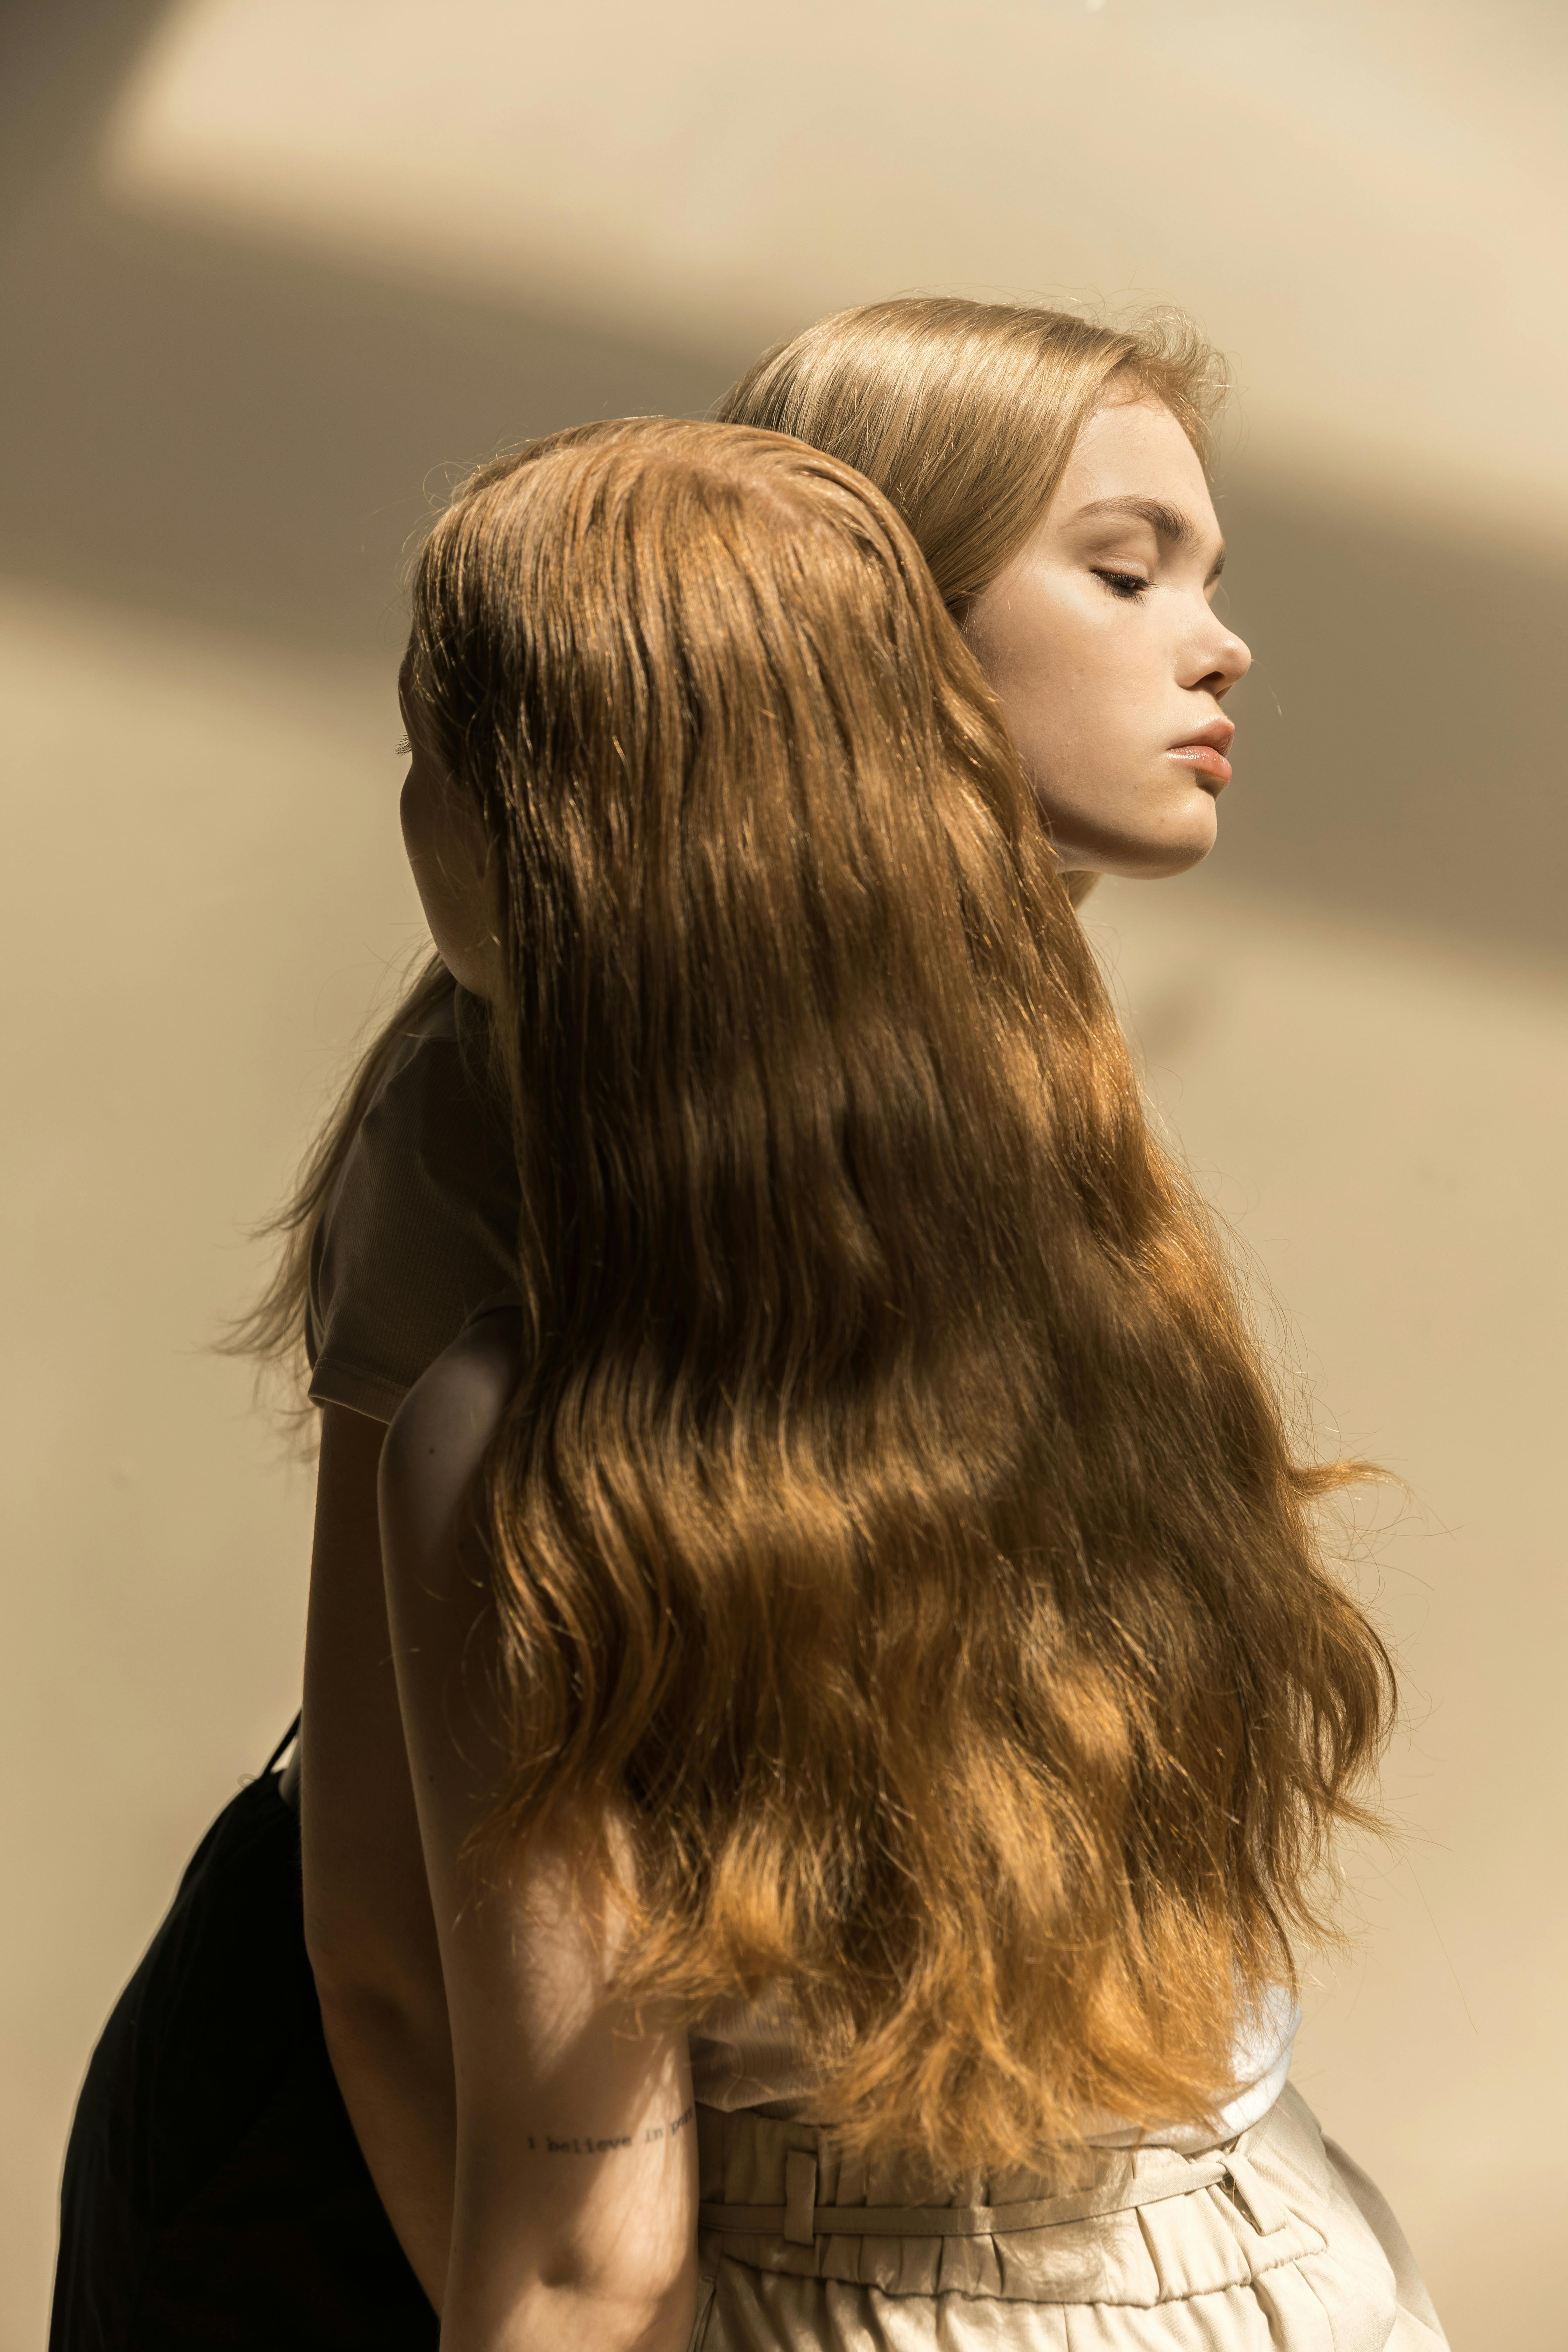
left=783, top=2150, right=818, bottom=2245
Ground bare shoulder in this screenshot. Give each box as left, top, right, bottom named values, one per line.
left=378, top=1307, right=522, bottom=1590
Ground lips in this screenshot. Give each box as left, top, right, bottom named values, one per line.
left=1166, top=719, right=1234, bottom=789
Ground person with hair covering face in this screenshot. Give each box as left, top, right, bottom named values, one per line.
left=51, top=320, right=1448, bottom=2352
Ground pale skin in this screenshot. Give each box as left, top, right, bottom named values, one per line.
left=965, top=397, right=1250, bottom=878
left=298, top=395, right=1251, bottom=2340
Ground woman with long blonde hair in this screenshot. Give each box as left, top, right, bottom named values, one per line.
left=373, top=413, right=1438, bottom=2346
left=52, top=306, right=1447, bottom=2350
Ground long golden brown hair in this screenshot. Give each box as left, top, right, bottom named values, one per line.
left=237, top=298, right=1221, bottom=1381
left=406, top=415, right=1390, bottom=2176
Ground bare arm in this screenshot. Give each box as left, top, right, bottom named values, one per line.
left=299, top=1401, right=455, bottom=2305
left=379, top=1321, right=698, bottom=2352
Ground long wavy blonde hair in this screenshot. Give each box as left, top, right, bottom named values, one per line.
left=401, top=414, right=1390, bottom=2178
left=232, top=299, right=1226, bottom=1385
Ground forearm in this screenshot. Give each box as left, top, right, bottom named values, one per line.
left=318, top=1984, right=456, bottom=2309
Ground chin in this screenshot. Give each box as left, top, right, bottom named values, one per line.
left=1135, top=838, right=1216, bottom=880
left=444, top=951, right=500, bottom=999
left=1118, top=790, right=1219, bottom=880
left=1076, top=828, right=1217, bottom=883
left=1044, top=782, right=1219, bottom=883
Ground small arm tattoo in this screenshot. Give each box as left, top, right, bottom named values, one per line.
left=640, top=2102, right=694, bottom=2144
left=527, top=2103, right=694, bottom=2156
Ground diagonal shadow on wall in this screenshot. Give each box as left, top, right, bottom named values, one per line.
left=1213, top=480, right=1567, bottom=965
left=2, top=0, right=1563, bottom=970
left=0, top=194, right=755, bottom=652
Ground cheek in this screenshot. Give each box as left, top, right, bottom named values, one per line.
left=971, top=587, right=1136, bottom=770
left=400, top=763, right=444, bottom=873
left=399, top=767, right=422, bottom=856
left=401, top=767, right=476, bottom=937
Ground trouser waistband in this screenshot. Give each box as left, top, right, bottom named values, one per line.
left=697, top=2133, right=1289, bottom=2245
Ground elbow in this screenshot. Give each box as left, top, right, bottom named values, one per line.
left=309, top=1951, right=412, bottom=2042
left=310, top=1951, right=453, bottom=2112
left=447, top=2265, right=698, bottom=2352
left=303, top=1905, right=446, bottom=2046
left=515, top=2205, right=698, bottom=2349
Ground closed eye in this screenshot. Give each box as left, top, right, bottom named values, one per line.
left=1093, top=569, right=1150, bottom=601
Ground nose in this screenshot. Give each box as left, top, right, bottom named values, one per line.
left=1188, top=616, right=1251, bottom=701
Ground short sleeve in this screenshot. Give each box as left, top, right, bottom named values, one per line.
left=306, top=989, right=522, bottom=1421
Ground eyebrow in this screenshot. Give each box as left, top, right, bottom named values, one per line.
left=1071, top=494, right=1226, bottom=582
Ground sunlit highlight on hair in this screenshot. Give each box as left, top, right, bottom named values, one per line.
left=404, top=415, right=1392, bottom=2175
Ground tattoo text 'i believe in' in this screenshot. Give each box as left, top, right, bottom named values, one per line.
left=528, top=2103, right=694, bottom=2156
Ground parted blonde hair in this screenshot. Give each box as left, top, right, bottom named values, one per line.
left=721, top=295, right=1224, bottom=911
left=717, top=294, right=1225, bottom=615
left=404, top=415, right=1390, bottom=2177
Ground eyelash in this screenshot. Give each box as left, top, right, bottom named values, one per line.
left=393, top=735, right=411, bottom=756
left=1094, top=569, right=1150, bottom=601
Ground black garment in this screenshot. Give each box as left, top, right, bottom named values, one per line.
left=50, top=1733, right=438, bottom=2351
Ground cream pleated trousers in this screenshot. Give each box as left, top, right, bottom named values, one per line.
left=687, top=2085, right=1447, bottom=2349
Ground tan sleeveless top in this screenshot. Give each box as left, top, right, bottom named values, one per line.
left=306, top=986, right=517, bottom=1420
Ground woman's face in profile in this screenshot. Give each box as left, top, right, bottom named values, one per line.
left=400, top=400, right=1249, bottom=991
left=964, top=399, right=1251, bottom=880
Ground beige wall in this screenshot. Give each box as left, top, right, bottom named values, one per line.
left=2, top=4, right=1563, bottom=2346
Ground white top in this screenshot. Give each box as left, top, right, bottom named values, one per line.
left=690, top=1979, right=1298, bottom=2154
